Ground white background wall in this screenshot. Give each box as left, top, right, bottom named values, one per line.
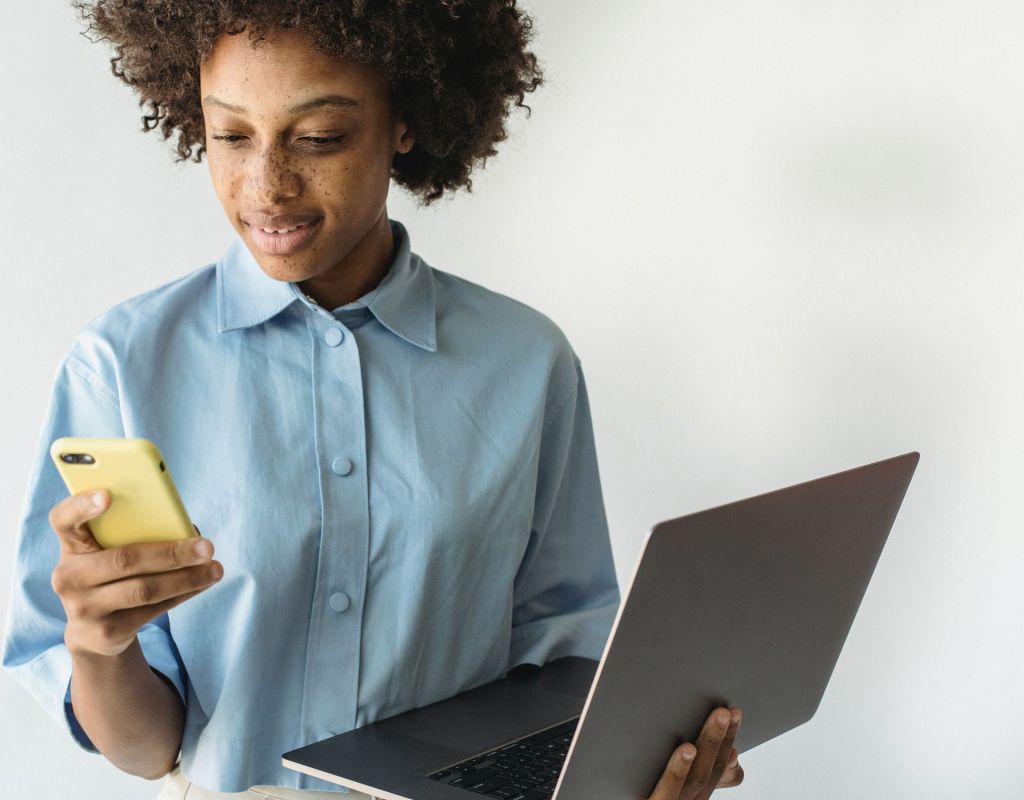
left=2, top=1, right=1021, bottom=797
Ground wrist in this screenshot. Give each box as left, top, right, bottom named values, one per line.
left=65, top=628, right=139, bottom=662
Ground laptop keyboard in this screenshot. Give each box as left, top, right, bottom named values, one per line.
left=427, top=717, right=579, bottom=800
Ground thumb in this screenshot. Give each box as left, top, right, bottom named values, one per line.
left=50, top=490, right=107, bottom=555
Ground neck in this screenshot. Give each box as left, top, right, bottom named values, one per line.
left=298, top=212, right=395, bottom=310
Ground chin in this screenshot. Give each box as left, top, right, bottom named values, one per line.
left=249, top=254, right=316, bottom=283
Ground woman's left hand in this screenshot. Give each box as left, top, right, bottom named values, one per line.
left=646, top=707, right=744, bottom=800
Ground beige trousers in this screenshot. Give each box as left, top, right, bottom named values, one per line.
left=155, top=764, right=379, bottom=800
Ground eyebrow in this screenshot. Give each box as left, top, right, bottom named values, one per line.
left=202, top=94, right=362, bottom=115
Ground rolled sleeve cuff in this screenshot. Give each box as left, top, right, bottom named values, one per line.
left=509, top=599, right=619, bottom=670
left=15, top=642, right=96, bottom=753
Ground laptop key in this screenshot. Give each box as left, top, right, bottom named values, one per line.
left=462, top=768, right=499, bottom=784
left=470, top=777, right=512, bottom=794
left=522, top=791, right=552, bottom=800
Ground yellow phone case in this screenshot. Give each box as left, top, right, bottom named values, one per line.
left=49, top=437, right=196, bottom=549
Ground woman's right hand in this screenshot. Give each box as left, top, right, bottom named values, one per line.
left=48, top=488, right=222, bottom=658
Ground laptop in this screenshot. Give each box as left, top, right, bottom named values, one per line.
left=283, top=451, right=919, bottom=800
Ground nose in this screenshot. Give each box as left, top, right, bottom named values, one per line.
left=244, top=144, right=301, bottom=204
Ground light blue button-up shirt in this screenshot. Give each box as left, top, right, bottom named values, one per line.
left=2, top=219, right=620, bottom=792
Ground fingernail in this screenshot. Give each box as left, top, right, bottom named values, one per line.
left=194, top=539, right=213, bottom=558
left=209, top=562, right=223, bottom=581
left=717, top=710, right=731, bottom=726
left=92, top=491, right=105, bottom=508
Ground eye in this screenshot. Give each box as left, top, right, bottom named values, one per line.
left=209, top=134, right=344, bottom=150
left=299, top=135, right=345, bottom=147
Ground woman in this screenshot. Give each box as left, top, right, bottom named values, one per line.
left=2, top=3, right=743, bottom=799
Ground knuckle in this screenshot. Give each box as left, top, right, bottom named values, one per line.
left=50, top=565, right=68, bottom=594
left=691, top=764, right=712, bottom=789
left=131, top=579, right=155, bottom=606
left=113, top=546, right=135, bottom=573
left=167, top=541, right=185, bottom=568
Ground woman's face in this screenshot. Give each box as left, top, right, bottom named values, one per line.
left=199, top=26, right=414, bottom=284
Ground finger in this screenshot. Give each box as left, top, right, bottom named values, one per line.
left=708, top=708, right=741, bottom=790
left=680, top=707, right=732, bottom=798
left=48, top=490, right=109, bottom=555
left=51, top=537, right=215, bottom=600
left=717, top=749, right=744, bottom=789
left=81, top=586, right=213, bottom=654
left=693, top=709, right=742, bottom=799
left=113, top=584, right=213, bottom=635
left=91, top=561, right=223, bottom=612
left=647, top=742, right=696, bottom=800
left=95, top=537, right=215, bottom=584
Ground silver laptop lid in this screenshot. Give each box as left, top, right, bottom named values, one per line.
left=553, top=452, right=919, bottom=800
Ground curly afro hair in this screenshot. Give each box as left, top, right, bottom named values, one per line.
left=69, top=0, right=544, bottom=204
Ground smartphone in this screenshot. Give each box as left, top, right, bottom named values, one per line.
left=49, top=436, right=196, bottom=549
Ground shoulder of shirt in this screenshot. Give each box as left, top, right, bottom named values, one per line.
left=62, top=262, right=217, bottom=391
left=428, top=265, right=579, bottom=364
left=426, top=264, right=584, bottom=417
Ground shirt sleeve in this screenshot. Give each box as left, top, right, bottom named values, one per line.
left=508, top=357, right=621, bottom=670
left=1, top=348, right=188, bottom=753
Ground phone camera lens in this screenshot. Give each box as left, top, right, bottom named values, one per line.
left=60, top=454, right=75, bottom=463
left=81, top=455, right=95, bottom=464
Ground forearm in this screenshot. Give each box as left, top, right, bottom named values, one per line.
left=68, top=636, right=185, bottom=780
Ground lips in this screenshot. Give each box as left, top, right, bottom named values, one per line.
left=244, top=217, right=322, bottom=256
left=243, top=212, right=321, bottom=230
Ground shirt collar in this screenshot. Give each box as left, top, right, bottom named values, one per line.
left=216, top=218, right=437, bottom=352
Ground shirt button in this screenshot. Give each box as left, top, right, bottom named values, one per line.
left=329, top=592, right=351, bottom=613
left=324, top=327, right=345, bottom=347
left=331, top=456, right=353, bottom=476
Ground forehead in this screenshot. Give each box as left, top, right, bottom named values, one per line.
left=199, top=27, right=387, bottom=108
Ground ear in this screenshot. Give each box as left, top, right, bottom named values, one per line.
left=394, top=117, right=415, bottom=154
